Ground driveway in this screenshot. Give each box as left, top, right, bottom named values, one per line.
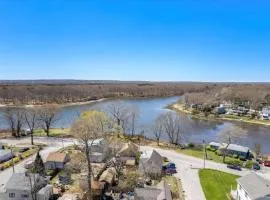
left=140, top=146, right=250, bottom=200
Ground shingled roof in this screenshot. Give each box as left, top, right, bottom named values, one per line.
left=46, top=152, right=67, bottom=163
left=237, top=172, right=270, bottom=200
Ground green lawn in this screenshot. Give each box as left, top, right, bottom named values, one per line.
left=199, top=169, right=239, bottom=200
left=176, top=149, right=254, bottom=168
left=33, top=128, right=70, bottom=137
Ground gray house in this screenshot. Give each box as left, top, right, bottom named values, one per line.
left=0, top=173, right=53, bottom=200
left=139, top=150, right=163, bottom=177
left=89, top=138, right=107, bottom=163
left=134, top=180, right=172, bottom=200
left=222, top=144, right=250, bottom=159
left=45, top=152, right=69, bottom=170
left=235, top=172, right=270, bottom=200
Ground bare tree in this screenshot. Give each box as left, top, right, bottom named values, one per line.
left=161, top=112, right=182, bottom=145
left=129, top=106, right=139, bottom=136
left=106, top=102, right=128, bottom=128
left=70, top=111, right=109, bottom=200
left=3, top=108, right=24, bottom=137
left=37, top=105, right=59, bottom=137
left=24, top=108, right=38, bottom=145
left=218, top=125, right=247, bottom=163
left=152, top=115, right=164, bottom=145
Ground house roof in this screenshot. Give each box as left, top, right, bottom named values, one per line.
left=6, top=173, right=46, bottom=191
left=237, top=172, right=270, bottom=200
left=88, top=138, right=105, bottom=146
left=209, top=142, right=222, bottom=147
left=0, top=149, right=12, bottom=157
left=227, top=144, right=250, bottom=153
left=118, top=142, right=139, bottom=157
left=46, top=152, right=67, bottom=163
left=99, top=167, right=117, bottom=184
left=134, top=180, right=172, bottom=200
left=91, top=181, right=105, bottom=190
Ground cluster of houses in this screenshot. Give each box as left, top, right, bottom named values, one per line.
left=0, top=138, right=174, bottom=200
left=188, top=101, right=270, bottom=120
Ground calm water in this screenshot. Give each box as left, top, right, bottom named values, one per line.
left=1, top=96, right=270, bottom=153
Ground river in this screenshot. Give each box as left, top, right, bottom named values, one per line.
left=1, top=96, right=270, bottom=153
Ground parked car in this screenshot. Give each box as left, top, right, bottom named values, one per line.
left=165, top=162, right=176, bottom=169
left=227, top=164, right=242, bottom=171
left=162, top=168, right=177, bottom=175
left=253, top=163, right=261, bottom=170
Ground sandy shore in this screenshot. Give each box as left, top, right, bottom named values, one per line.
left=0, top=98, right=107, bottom=108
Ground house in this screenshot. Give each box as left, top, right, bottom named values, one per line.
left=87, top=138, right=107, bottom=163
left=215, top=106, right=226, bottom=114
left=117, top=142, right=139, bottom=162
left=0, top=149, right=14, bottom=163
left=235, top=172, right=270, bottom=200
left=262, top=106, right=270, bottom=116
left=91, top=181, right=106, bottom=197
left=0, top=173, right=53, bottom=200
left=45, top=152, right=69, bottom=170
left=209, top=142, right=223, bottom=150
left=221, top=144, right=250, bottom=159
left=134, top=180, right=172, bottom=200
left=139, top=150, right=163, bottom=177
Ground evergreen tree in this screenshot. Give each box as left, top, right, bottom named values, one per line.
left=33, top=150, right=46, bottom=177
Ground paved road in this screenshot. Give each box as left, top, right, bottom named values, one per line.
left=140, top=146, right=250, bottom=200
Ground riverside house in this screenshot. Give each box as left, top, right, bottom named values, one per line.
left=45, top=152, right=70, bottom=170
left=139, top=150, right=163, bottom=177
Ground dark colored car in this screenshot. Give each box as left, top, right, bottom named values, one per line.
left=18, top=147, right=30, bottom=153
left=253, top=163, right=261, bottom=170
left=227, top=164, right=242, bottom=171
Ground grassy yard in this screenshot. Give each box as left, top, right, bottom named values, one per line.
left=199, top=169, right=239, bottom=200
left=163, top=176, right=184, bottom=200
left=33, top=128, right=70, bottom=137
left=176, top=148, right=255, bottom=168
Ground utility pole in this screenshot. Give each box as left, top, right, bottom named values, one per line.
left=203, top=139, right=206, bottom=169
left=11, top=146, right=15, bottom=174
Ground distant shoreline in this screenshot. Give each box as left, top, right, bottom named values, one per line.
left=169, top=103, right=270, bottom=127
left=0, top=98, right=107, bottom=108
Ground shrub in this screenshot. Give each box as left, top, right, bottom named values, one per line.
left=244, top=160, right=255, bottom=169
left=135, top=152, right=141, bottom=165
left=226, top=159, right=242, bottom=166
left=188, top=143, right=195, bottom=148
left=233, top=154, right=238, bottom=159
left=3, top=161, right=11, bottom=169
left=192, top=109, right=200, bottom=115
left=13, top=157, right=20, bottom=163
left=216, top=150, right=222, bottom=156
left=239, top=156, right=247, bottom=161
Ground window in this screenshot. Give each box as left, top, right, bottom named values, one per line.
left=21, top=194, right=29, bottom=198
left=9, top=193, right=15, bottom=198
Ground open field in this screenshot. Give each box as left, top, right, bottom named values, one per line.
left=33, top=128, right=71, bottom=137
left=199, top=169, right=239, bottom=200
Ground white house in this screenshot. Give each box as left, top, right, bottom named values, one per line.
left=0, top=149, right=14, bottom=163
left=0, top=173, right=53, bottom=200
left=139, top=150, right=163, bottom=177
left=236, top=172, right=270, bottom=200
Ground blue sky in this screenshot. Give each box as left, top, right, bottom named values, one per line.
left=0, top=1, right=270, bottom=81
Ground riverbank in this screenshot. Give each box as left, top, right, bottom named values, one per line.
left=0, top=98, right=107, bottom=108
left=170, top=103, right=270, bottom=126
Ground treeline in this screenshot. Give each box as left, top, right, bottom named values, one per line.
left=184, top=84, right=270, bottom=110
left=0, top=82, right=217, bottom=105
